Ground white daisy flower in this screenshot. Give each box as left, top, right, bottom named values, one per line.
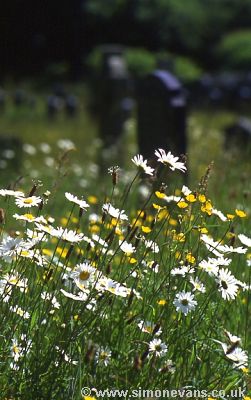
left=102, top=203, right=128, bottom=221
left=173, top=291, right=197, bottom=316
left=60, top=288, right=89, bottom=301
left=92, top=234, right=108, bottom=247
left=131, top=154, right=154, bottom=176
left=211, top=208, right=227, bottom=222
left=144, top=239, right=160, bottom=253
left=216, top=268, right=239, bottom=300
left=71, top=262, right=99, bottom=289
left=149, top=338, right=168, bottom=357
left=65, top=192, right=89, bottom=210
left=221, top=343, right=248, bottom=369
left=11, top=338, right=24, bottom=362
left=163, top=195, right=184, bottom=203
left=52, top=227, right=85, bottom=243
left=138, top=321, right=162, bottom=336
left=95, top=346, right=112, bottom=366
left=15, top=196, right=42, bottom=208
left=97, top=276, right=130, bottom=297
left=181, top=185, right=192, bottom=196
left=0, top=236, right=30, bottom=261
left=10, top=305, right=30, bottom=319
left=57, top=139, right=75, bottom=151
left=0, top=189, right=24, bottom=197
left=238, top=233, right=251, bottom=247
left=220, top=244, right=247, bottom=254
left=39, top=142, right=51, bottom=154
left=154, top=149, right=186, bottom=172
left=171, top=265, right=195, bottom=276
left=189, top=277, right=206, bottom=293
left=119, top=240, right=135, bottom=255
left=14, top=213, right=47, bottom=224
left=23, top=143, right=36, bottom=155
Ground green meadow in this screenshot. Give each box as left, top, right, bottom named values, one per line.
left=0, top=82, right=250, bottom=399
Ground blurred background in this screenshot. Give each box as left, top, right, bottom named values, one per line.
left=1, top=0, right=251, bottom=209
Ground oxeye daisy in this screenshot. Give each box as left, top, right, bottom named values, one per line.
left=15, top=196, right=42, bottom=208
left=173, top=291, right=197, bottom=315
left=0, top=189, right=24, bottom=197
left=95, top=346, right=112, bottom=366
left=216, top=268, right=239, bottom=300
left=238, top=233, right=251, bottom=247
left=138, top=321, right=162, bottom=336
left=52, top=227, right=85, bottom=243
left=72, top=263, right=97, bottom=286
left=154, top=149, right=186, bottom=172
left=189, top=277, right=206, bottom=293
left=148, top=338, right=168, bottom=357
left=65, top=192, right=89, bottom=210
left=220, top=342, right=248, bottom=369
left=119, top=239, right=135, bottom=255
left=131, top=154, right=154, bottom=176
left=102, top=203, right=128, bottom=221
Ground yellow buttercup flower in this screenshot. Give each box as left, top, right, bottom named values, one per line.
left=157, top=209, right=169, bottom=220
left=157, top=299, right=166, bottom=306
left=152, top=203, right=163, bottom=210
left=235, top=209, right=247, bottom=218
left=186, top=193, right=196, bottom=203
left=177, top=201, right=188, bottom=209
left=186, top=252, right=196, bottom=264
left=60, top=217, right=68, bottom=226
left=198, top=194, right=206, bottom=203
left=87, top=195, right=98, bottom=204
left=176, top=232, right=186, bottom=242
left=141, top=226, right=151, bottom=233
left=169, top=218, right=178, bottom=226
left=201, top=200, right=212, bottom=215
left=227, top=213, right=235, bottom=220
left=155, top=191, right=166, bottom=199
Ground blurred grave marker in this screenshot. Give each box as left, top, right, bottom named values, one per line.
left=47, top=95, right=62, bottom=119
left=0, top=134, right=22, bottom=171
left=96, top=45, right=133, bottom=148
left=137, top=69, right=187, bottom=163
left=65, top=94, right=78, bottom=117
left=225, top=117, right=251, bottom=149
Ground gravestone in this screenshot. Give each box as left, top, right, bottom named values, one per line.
left=96, top=45, right=133, bottom=147
left=65, top=94, right=78, bottom=117
left=0, top=88, right=6, bottom=110
left=0, top=135, right=22, bottom=171
left=137, top=69, right=187, bottom=162
left=13, top=89, right=26, bottom=106
left=47, top=95, right=62, bottom=119
left=225, top=117, right=251, bottom=148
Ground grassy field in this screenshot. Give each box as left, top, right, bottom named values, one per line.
left=0, top=81, right=251, bottom=399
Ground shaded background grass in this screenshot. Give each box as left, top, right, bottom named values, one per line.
left=0, top=80, right=251, bottom=219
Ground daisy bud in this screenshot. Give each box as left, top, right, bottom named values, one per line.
left=65, top=244, right=74, bottom=260
left=106, top=263, right=112, bottom=275
left=134, top=355, right=142, bottom=370
left=108, top=166, right=120, bottom=186
left=0, top=208, right=5, bottom=224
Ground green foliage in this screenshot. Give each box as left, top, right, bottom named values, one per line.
left=174, top=56, right=203, bottom=83
left=217, top=30, right=251, bottom=70
left=125, top=48, right=156, bottom=78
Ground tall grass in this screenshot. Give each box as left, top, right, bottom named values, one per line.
left=0, top=146, right=250, bottom=399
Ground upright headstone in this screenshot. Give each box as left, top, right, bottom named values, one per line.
left=225, top=117, right=251, bottom=148
left=96, top=45, right=133, bottom=147
left=47, top=95, right=61, bottom=119
left=137, top=70, right=187, bottom=163
left=65, top=94, right=78, bottom=117
left=0, top=135, right=22, bottom=171
left=13, top=89, right=26, bottom=106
